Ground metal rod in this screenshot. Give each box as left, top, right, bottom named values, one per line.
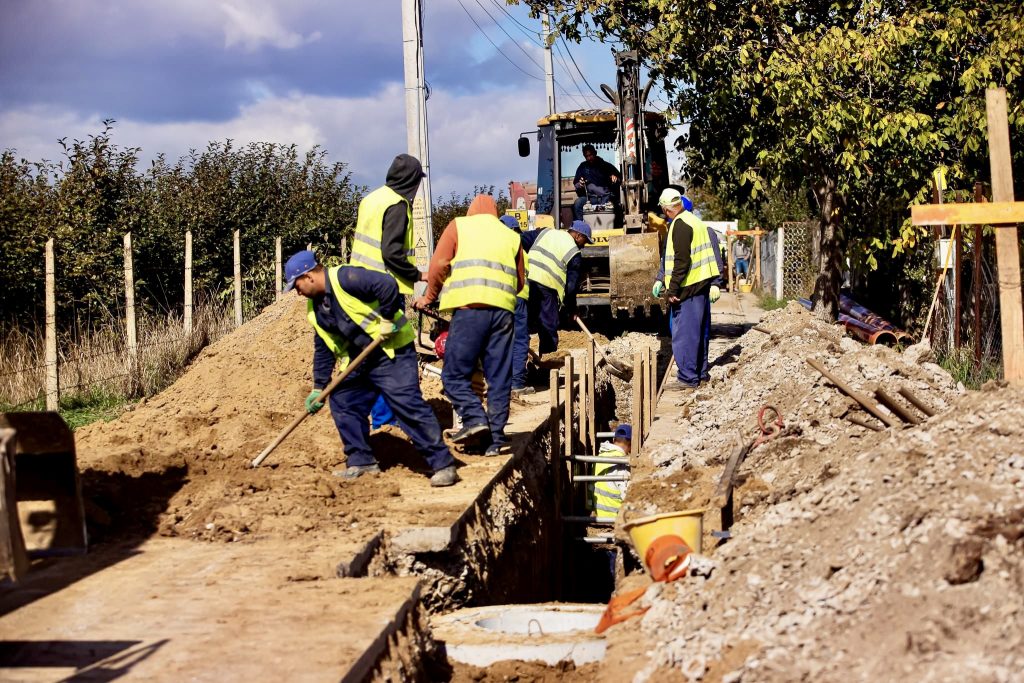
left=596, top=431, right=614, bottom=439
left=874, top=388, right=921, bottom=425
left=562, top=516, right=614, bottom=526
left=806, top=358, right=901, bottom=428
left=566, top=455, right=629, bottom=465
left=573, top=474, right=631, bottom=483
left=846, top=414, right=884, bottom=432
left=897, top=387, right=937, bottom=418
left=580, top=536, right=615, bottom=543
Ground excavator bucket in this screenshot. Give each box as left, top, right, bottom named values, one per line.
left=0, top=412, right=87, bottom=579
left=608, top=231, right=663, bottom=316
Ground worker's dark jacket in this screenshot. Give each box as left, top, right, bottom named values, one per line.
left=311, top=266, right=403, bottom=389
left=380, top=154, right=424, bottom=286
left=573, top=158, right=620, bottom=203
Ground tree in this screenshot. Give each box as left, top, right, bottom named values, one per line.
left=519, top=0, right=1024, bottom=321
left=431, top=185, right=510, bottom=243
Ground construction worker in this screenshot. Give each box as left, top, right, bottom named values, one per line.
left=349, top=154, right=427, bottom=296
left=572, top=144, right=620, bottom=220
left=521, top=219, right=592, bottom=360
left=499, top=215, right=534, bottom=395
left=655, top=188, right=721, bottom=388
left=590, top=424, right=632, bottom=521
left=285, top=250, right=458, bottom=487
left=413, top=195, right=526, bottom=456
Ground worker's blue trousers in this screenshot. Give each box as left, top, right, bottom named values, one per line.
left=512, top=297, right=530, bottom=389
left=527, top=282, right=561, bottom=354
left=670, top=290, right=712, bottom=387
left=330, top=344, right=453, bottom=472
left=442, top=308, right=514, bottom=446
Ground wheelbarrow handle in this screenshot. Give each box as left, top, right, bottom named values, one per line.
left=251, top=336, right=386, bottom=468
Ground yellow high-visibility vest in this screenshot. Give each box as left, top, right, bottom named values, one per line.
left=526, top=228, right=579, bottom=301
left=663, top=210, right=720, bottom=290
left=351, top=186, right=416, bottom=294
left=589, top=442, right=629, bottom=521
left=518, top=250, right=530, bottom=300
left=307, top=266, right=415, bottom=372
left=439, top=214, right=520, bottom=312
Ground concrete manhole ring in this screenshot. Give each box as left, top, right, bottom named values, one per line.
left=432, top=603, right=606, bottom=667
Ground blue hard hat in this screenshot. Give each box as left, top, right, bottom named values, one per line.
left=500, top=215, right=520, bottom=231
left=569, top=220, right=594, bottom=244
left=681, top=195, right=694, bottom=212
left=613, top=424, right=632, bottom=441
left=283, top=250, right=318, bottom=291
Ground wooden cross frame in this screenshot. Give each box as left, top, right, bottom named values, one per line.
left=911, top=88, right=1024, bottom=385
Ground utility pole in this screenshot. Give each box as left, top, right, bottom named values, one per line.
left=402, top=0, right=434, bottom=263
left=542, top=11, right=556, bottom=116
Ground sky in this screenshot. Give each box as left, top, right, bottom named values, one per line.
left=0, top=0, right=678, bottom=198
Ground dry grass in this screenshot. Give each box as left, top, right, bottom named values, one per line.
left=1, top=299, right=234, bottom=425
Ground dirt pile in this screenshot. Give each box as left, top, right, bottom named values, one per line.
left=76, top=296, right=456, bottom=544
left=615, top=303, right=1024, bottom=681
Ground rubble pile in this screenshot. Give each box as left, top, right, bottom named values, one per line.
left=617, top=303, right=1024, bottom=681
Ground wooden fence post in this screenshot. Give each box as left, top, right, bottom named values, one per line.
left=45, top=239, right=58, bottom=411
left=233, top=230, right=242, bottom=327
left=986, top=89, right=1024, bottom=385
left=587, top=340, right=596, bottom=455
left=578, top=348, right=588, bottom=456
left=275, top=237, right=282, bottom=301
left=632, top=351, right=644, bottom=452
left=775, top=225, right=785, bottom=299
left=563, top=355, right=574, bottom=459
left=972, top=183, right=985, bottom=365
left=123, top=233, right=137, bottom=360
left=184, top=231, right=193, bottom=334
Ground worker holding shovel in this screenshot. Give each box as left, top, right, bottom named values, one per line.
left=285, top=250, right=459, bottom=487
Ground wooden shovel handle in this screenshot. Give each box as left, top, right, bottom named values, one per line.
left=251, top=336, right=385, bottom=468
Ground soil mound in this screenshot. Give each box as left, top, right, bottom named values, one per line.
left=76, top=297, right=446, bottom=544
left=620, top=304, right=1024, bottom=681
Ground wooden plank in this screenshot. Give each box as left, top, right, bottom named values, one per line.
left=954, top=218, right=963, bottom=347
left=910, top=201, right=1024, bottom=227
left=563, top=356, right=574, bottom=462
left=44, top=239, right=58, bottom=412
left=632, top=351, right=643, bottom=450
left=973, top=182, right=986, bottom=364
left=986, top=88, right=1024, bottom=385
left=549, top=368, right=560, bottom=511
left=275, top=236, right=283, bottom=301
left=645, top=346, right=655, bottom=435
left=578, top=347, right=588, bottom=456
left=726, top=234, right=735, bottom=292
left=0, top=429, right=29, bottom=582
left=234, top=229, right=243, bottom=327
left=587, top=340, right=596, bottom=454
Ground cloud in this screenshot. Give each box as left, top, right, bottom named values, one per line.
left=0, top=82, right=540, bottom=198
left=220, top=2, right=322, bottom=52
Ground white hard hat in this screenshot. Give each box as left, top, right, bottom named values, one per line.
left=658, top=188, right=682, bottom=206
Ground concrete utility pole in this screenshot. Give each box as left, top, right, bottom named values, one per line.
left=402, top=0, right=434, bottom=263
left=542, top=11, right=556, bottom=116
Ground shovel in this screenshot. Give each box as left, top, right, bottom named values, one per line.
left=574, top=315, right=633, bottom=380
left=251, top=336, right=385, bottom=468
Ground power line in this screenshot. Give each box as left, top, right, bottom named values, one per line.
left=454, top=0, right=544, bottom=82
left=560, top=37, right=603, bottom=99
left=472, top=0, right=544, bottom=71
left=486, top=0, right=543, bottom=46
left=552, top=41, right=590, bottom=108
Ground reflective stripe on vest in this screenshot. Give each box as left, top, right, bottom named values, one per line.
left=306, top=266, right=416, bottom=371
left=663, top=211, right=721, bottom=290
left=351, top=185, right=416, bottom=294
left=439, top=214, right=521, bottom=312
left=589, top=443, right=629, bottom=521
left=526, top=228, right=579, bottom=301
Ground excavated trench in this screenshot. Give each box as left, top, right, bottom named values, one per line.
left=361, top=337, right=673, bottom=679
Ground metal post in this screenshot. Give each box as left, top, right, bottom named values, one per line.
left=123, top=233, right=137, bottom=360
left=542, top=11, right=556, bottom=117
left=233, top=230, right=242, bottom=327
left=184, top=231, right=193, bottom=334
left=275, top=236, right=282, bottom=301
left=973, top=183, right=985, bottom=365
left=775, top=225, right=785, bottom=299
left=44, top=239, right=58, bottom=411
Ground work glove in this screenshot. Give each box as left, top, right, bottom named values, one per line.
left=709, top=285, right=721, bottom=304
left=378, top=320, right=397, bottom=339
left=652, top=281, right=665, bottom=298
left=305, top=389, right=325, bottom=414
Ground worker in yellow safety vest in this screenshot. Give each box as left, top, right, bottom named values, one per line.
left=413, top=195, right=526, bottom=456
left=284, top=250, right=458, bottom=487
left=510, top=220, right=592, bottom=396
left=654, top=188, right=721, bottom=388
left=349, top=154, right=427, bottom=295
left=498, top=215, right=534, bottom=396
left=589, top=424, right=632, bottom=521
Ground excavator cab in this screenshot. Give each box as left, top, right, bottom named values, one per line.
left=517, top=51, right=671, bottom=317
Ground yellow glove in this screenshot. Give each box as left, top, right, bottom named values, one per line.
left=378, top=320, right=397, bottom=339
left=709, top=285, right=721, bottom=304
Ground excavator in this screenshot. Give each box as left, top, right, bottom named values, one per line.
left=513, top=50, right=671, bottom=318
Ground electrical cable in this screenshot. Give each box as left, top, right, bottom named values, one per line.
left=560, top=37, right=604, bottom=99
left=472, top=0, right=544, bottom=71
left=454, top=0, right=544, bottom=81
left=487, top=0, right=543, bottom=44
